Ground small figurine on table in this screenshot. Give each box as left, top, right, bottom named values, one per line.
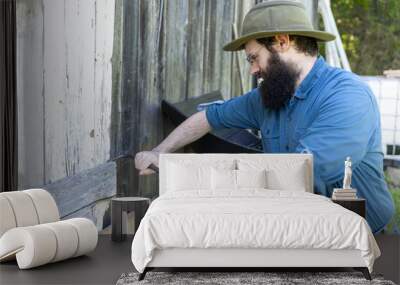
left=332, top=157, right=357, bottom=200
left=343, top=156, right=352, bottom=189
left=332, top=157, right=365, bottom=217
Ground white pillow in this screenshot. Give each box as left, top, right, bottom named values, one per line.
left=166, top=163, right=211, bottom=191
left=211, top=169, right=236, bottom=190
left=211, top=169, right=267, bottom=190
left=236, top=169, right=267, bottom=188
left=237, top=159, right=308, bottom=192
left=266, top=163, right=307, bottom=191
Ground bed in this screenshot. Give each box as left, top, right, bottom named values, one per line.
left=131, top=153, right=380, bottom=280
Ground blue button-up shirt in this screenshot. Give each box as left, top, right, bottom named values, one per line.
left=206, top=57, right=395, bottom=233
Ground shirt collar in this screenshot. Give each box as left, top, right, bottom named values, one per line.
left=294, top=56, right=326, bottom=99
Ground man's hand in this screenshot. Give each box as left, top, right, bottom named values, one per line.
left=134, top=111, right=211, bottom=176
left=135, top=151, right=159, bottom=175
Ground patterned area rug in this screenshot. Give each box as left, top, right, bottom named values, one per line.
left=116, top=271, right=396, bottom=285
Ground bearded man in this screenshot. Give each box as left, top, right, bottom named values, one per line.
left=135, top=0, right=394, bottom=233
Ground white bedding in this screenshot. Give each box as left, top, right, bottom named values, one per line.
left=131, top=190, right=380, bottom=273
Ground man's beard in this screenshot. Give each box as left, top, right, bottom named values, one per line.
left=258, top=52, right=301, bottom=110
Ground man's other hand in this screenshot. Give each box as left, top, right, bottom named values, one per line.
left=134, top=151, right=159, bottom=175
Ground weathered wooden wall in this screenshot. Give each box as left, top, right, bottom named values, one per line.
left=111, top=0, right=316, bottom=198
left=111, top=0, right=256, bottom=198
left=16, top=0, right=115, bottom=188
left=15, top=0, right=317, bottom=208
left=44, top=161, right=116, bottom=230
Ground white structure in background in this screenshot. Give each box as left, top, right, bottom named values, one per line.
left=318, top=0, right=351, bottom=71
left=319, top=0, right=400, bottom=156
left=364, top=76, right=400, bottom=156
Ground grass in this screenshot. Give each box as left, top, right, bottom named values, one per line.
left=384, top=172, right=400, bottom=233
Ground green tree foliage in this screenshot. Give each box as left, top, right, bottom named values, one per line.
left=331, top=0, right=400, bottom=75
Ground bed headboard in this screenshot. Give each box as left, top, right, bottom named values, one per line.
left=159, top=153, right=313, bottom=195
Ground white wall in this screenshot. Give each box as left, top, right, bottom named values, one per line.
left=16, top=0, right=115, bottom=188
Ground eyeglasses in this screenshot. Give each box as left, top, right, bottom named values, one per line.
left=246, top=46, right=264, bottom=65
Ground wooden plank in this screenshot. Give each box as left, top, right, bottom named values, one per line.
left=164, top=0, right=189, bottom=103
left=137, top=0, right=163, bottom=198
left=63, top=0, right=96, bottom=176
left=110, top=0, right=124, bottom=158
left=201, top=0, right=213, bottom=94
left=17, top=0, right=114, bottom=187
left=186, top=0, right=206, bottom=99
left=16, top=0, right=45, bottom=188
left=43, top=161, right=116, bottom=219
left=217, top=1, right=235, bottom=99
left=110, top=0, right=142, bottom=198
left=43, top=0, right=68, bottom=183
left=63, top=197, right=112, bottom=230
left=119, top=0, right=140, bottom=159
left=112, top=0, right=152, bottom=197
left=93, top=0, right=114, bottom=164
left=117, top=0, right=141, bottom=197
left=209, top=1, right=224, bottom=93
left=231, top=0, right=243, bottom=99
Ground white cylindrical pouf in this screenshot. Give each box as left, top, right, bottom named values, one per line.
left=24, top=189, right=59, bottom=224
left=0, top=192, right=39, bottom=227
left=0, top=226, right=57, bottom=269
left=0, top=196, right=17, bottom=237
left=63, top=218, right=98, bottom=257
left=42, top=221, right=79, bottom=262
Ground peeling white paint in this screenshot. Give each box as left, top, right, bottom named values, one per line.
left=17, top=0, right=114, bottom=188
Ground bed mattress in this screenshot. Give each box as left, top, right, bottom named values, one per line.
left=131, top=190, right=380, bottom=273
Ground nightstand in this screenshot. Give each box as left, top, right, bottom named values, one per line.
left=332, top=198, right=366, bottom=218
left=111, top=197, right=151, bottom=242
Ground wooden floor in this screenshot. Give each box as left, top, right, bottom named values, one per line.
left=0, top=234, right=398, bottom=285
left=0, top=235, right=134, bottom=285
left=373, top=233, right=400, bottom=284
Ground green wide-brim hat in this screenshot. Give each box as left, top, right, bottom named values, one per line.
left=223, top=0, right=336, bottom=51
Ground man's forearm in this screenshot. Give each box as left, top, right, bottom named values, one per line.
left=153, top=110, right=211, bottom=153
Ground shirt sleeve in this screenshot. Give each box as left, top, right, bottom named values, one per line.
left=295, top=83, right=380, bottom=192
left=205, top=89, right=262, bottom=130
